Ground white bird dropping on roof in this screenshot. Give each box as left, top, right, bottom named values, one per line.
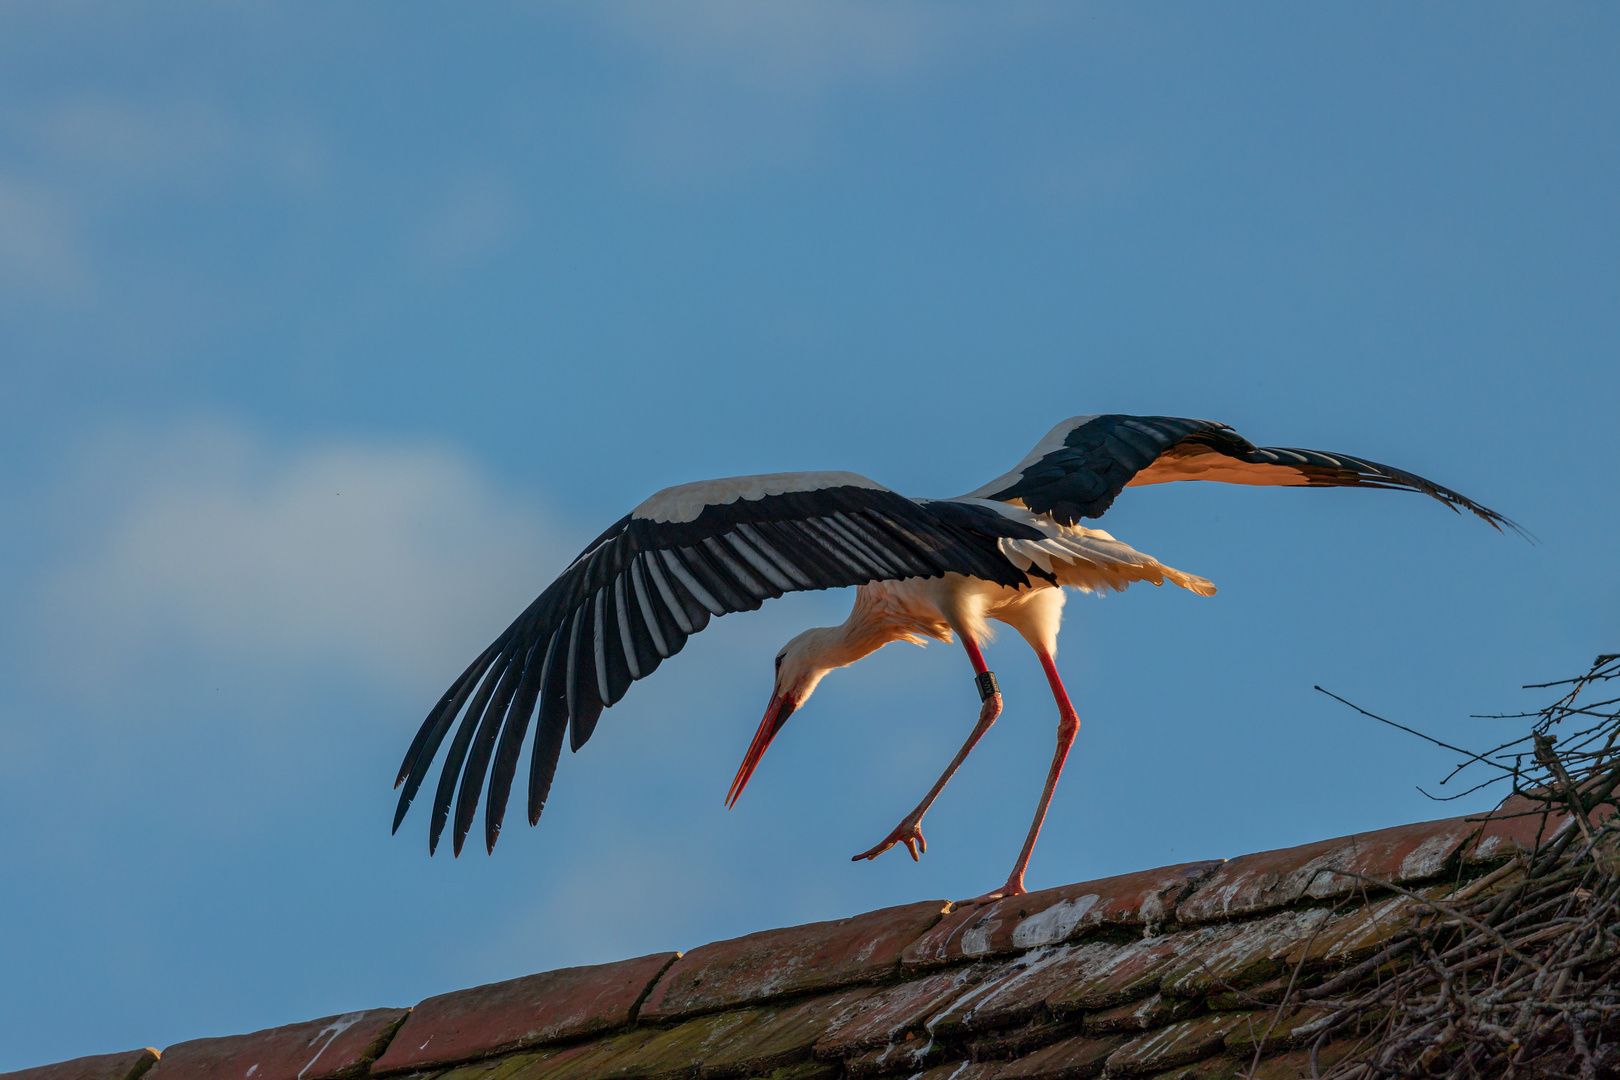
left=393, top=413, right=1518, bottom=900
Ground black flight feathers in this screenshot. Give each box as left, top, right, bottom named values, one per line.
left=391, top=483, right=1047, bottom=857
left=984, top=415, right=1224, bottom=522
left=981, top=414, right=1519, bottom=532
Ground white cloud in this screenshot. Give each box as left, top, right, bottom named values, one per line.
left=38, top=423, right=566, bottom=699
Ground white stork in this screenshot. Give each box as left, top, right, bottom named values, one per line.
left=393, top=414, right=1514, bottom=899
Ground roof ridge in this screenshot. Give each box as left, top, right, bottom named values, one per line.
left=9, top=804, right=1565, bottom=1080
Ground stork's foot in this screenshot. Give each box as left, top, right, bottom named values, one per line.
left=958, top=875, right=1028, bottom=906
left=852, top=819, right=927, bottom=862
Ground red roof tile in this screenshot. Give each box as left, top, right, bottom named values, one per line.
left=1174, top=816, right=1478, bottom=922
left=1106, top=1013, right=1255, bottom=1076
left=372, top=953, right=675, bottom=1074
left=912, top=1064, right=1000, bottom=1080
left=843, top=1035, right=938, bottom=1078
left=1042, top=937, right=1185, bottom=1014
left=695, top=989, right=876, bottom=1077
left=1465, top=794, right=1574, bottom=861
left=426, top=1049, right=553, bottom=1080
left=639, top=901, right=948, bottom=1019
left=924, top=949, right=1077, bottom=1037
left=902, top=862, right=1221, bottom=966
left=1149, top=1056, right=1245, bottom=1079
left=489, top=1032, right=643, bottom=1080
left=1081, top=994, right=1196, bottom=1035
left=579, top=1009, right=760, bottom=1079
left=147, top=1010, right=406, bottom=1080
left=1223, top=1005, right=1338, bottom=1054
left=993, top=1033, right=1125, bottom=1080
left=1157, top=910, right=1331, bottom=997
left=813, top=967, right=989, bottom=1056
left=1, top=1049, right=159, bottom=1080
left=755, top=1067, right=840, bottom=1080
left=1281, top=894, right=1412, bottom=969
left=964, top=1019, right=1070, bottom=1062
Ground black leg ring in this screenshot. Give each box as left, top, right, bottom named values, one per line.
left=975, top=670, right=1000, bottom=702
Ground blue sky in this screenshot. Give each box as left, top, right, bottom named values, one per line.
left=2, top=2, right=1616, bottom=1069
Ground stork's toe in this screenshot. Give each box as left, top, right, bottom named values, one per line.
left=852, top=820, right=927, bottom=862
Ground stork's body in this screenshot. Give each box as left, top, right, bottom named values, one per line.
left=730, top=510, right=1215, bottom=897
left=785, top=575, right=1072, bottom=898
left=393, top=413, right=1515, bottom=898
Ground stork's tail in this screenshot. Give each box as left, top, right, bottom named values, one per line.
left=998, top=527, right=1217, bottom=597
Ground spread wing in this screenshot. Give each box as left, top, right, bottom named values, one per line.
left=963, top=414, right=1519, bottom=532
left=393, top=471, right=1044, bottom=856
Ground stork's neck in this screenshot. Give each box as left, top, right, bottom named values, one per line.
left=796, top=619, right=898, bottom=673
left=794, top=621, right=897, bottom=677
left=778, top=585, right=951, bottom=707
left=813, top=585, right=950, bottom=670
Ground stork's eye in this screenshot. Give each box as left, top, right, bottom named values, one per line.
left=775, top=653, right=784, bottom=671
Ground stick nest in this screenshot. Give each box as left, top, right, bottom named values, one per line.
left=1284, top=655, right=1620, bottom=1079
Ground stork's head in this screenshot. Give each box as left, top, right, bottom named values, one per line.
left=724, top=626, right=846, bottom=808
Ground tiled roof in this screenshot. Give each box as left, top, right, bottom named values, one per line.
left=5, top=801, right=1569, bottom=1080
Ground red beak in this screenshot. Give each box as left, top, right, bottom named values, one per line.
left=726, top=692, right=797, bottom=808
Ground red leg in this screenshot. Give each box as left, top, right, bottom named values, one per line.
left=968, top=645, right=1079, bottom=902
left=852, top=634, right=1003, bottom=862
